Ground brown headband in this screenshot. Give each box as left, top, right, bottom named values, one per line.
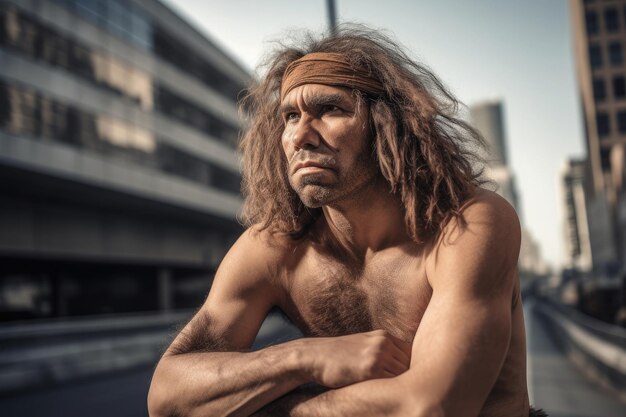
left=280, top=52, right=384, bottom=101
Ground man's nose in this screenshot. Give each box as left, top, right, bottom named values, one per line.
left=290, top=116, right=321, bottom=151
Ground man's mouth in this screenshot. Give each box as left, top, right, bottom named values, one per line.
left=292, top=160, right=334, bottom=174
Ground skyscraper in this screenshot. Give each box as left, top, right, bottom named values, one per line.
left=570, top=0, right=625, bottom=270
left=469, top=99, right=520, bottom=213
left=469, top=100, right=509, bottom=167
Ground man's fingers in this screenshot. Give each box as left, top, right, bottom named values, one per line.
left=385, top=356, right=409, bottom=375
left=387, top=336, right=412, bottom=365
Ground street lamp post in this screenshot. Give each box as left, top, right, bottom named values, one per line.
left=327, top=0, right=337, bottom=35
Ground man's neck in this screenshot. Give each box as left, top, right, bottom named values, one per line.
left=320, top=176, right=412, bottom=264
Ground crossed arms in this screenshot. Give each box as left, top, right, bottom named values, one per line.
left=147, top=192, right=521, bottom=417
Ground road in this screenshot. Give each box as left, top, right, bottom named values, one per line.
left=2, top=297, right=625, bottom=417
left=525, top=298, right=626, bottom=417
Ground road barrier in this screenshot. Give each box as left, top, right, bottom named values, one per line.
left=0, top=308, right=300, bottom=394
left=534, top=297, right=626, bottom=402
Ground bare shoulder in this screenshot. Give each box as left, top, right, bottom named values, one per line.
left=440, top=188, right=520, bottom=248
left=426, top=188, right=521, bottom=290
left=217, top=226, right=301, bottom=289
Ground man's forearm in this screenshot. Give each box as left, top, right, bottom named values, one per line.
left=148, top=339, right=311, bottom=417
left=252, top=375, right=415, bottom=417
left=250, top=384, right=329, bottom=417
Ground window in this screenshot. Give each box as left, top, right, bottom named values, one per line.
left=596, top=112, right=610, bottom=137
left=593, top=78, right=606, bottom=101
left=0, top=81, right=241, bottom=192
left=617, top=110, right=626, bottom=133
left=604, top=7, right=619, bottom=32
left=589, top=44, right=603, bottom=68
left=600, top=147, right=611, bottom=169
left=586, top=11, right=599, bottom=35
left=613, top=75, right=626, bottom=99
left=609, top=42, right=623, bottom=66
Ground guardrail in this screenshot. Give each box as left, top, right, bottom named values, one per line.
left=0, top=311, right=192, bottom=393
left=0, top=309, right=301, bottom=394
left=533, top=296, right=626, bottom=402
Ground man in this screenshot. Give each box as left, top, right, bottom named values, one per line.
left=148, top=27, right=545, bottom=417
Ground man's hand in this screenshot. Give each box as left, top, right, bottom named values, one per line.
left=302, top=330, right=412, bottom=388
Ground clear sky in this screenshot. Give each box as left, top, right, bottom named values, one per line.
left=162, top=0, right=584, bottom=269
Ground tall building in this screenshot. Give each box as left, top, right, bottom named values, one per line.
left=469, top=100, right=509, bottom=167
left=561, top=158, right=593, bottom=271
left=0, top=0, right=250, bottom=321
left=469, top=99, right=520, bottom=214
left=570, top=0, right=626, bottom=271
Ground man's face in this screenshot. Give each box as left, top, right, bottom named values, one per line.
left=279, top=84, right=378, bottom=208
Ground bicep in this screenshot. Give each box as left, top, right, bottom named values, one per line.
left=166, top=229, right=282, bottom=355
left=405, top=193, right=520, bottom=416
left=405, top=278, right=513, bottom=416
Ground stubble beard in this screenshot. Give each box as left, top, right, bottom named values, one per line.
left=290, top=152, right=379, bottom=208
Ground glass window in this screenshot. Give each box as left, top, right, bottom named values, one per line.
left=593, top=78, right=606, bottom=101
left=617, top=110, right=626, bottom=133
left=72, top=0, right=106, bottom=25
left=212, top=164, right=242, bottom=194
left=0, top=80, right=241, bottom=192
left=0, top=274, right=52, bottom=321
left=130, top=10, right=152, bottom=49
left=153, top=25, right=245, bottom=102
left=596, top=112, right=610, bottom=137
left=600, top=147, right=611, bottom=169
left=604, top=7, right=619, bottom=32
left=106, top=0, right=132, bottom=38
left=586, top=11, right=599, bottom=35
left=613, top=75, right=626, bottom=99
left=609, top=42, right=623, bottom=66
left=589, top=44, right=602, bottom=68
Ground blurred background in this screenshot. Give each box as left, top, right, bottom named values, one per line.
left=0, top=0, right=625, bottom=416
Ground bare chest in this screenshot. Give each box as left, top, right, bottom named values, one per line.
left=282, top=251, right=432, bottom=342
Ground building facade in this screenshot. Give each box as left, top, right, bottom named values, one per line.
left=469, top=99, right=521, bottom=213
left=561, top=158, right=594, bottom=271
left=0, top=0, right=250, bottom=321
left=570, top=0, right=626, bottom=272
left=469, top=100, right=509, bottom=167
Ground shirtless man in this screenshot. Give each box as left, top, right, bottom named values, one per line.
left=148, top=27, right=544, bottom=417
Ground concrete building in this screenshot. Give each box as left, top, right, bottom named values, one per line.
left=570, top=0, right=626, bottom=270
left=0, top=0, right=250, bottom=322
left=469, top=100, right=509, bottom=167
left=519, top=226, right=549, bottom=276
left=561, top=158, right=593, bottom=271
left=469, top=100, right=521, bottom=213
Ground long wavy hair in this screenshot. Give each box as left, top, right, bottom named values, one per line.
left=239, top=25, right=487, bottom=243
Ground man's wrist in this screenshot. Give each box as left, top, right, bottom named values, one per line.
left=278, top=337, right=319, bottom=385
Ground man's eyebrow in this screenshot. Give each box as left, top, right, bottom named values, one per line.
left=278, top=102, right=297, bottom=115
left=307, top=93, right=346, bottom=108
left=278, top=93, right=347, bottom=115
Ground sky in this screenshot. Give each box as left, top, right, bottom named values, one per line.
left=162, top=0, right=584, bottom=269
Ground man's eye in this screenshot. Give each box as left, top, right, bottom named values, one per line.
left=321, top=105, right=339, bottom=114
left=285, top=112, right=299, bottom=122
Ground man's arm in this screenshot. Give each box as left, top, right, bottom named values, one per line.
left=148, top=228, right=412, bottom=417
left=251, top=191, right=521, bottom=417
left=148, top=228, right=311, bottom=417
